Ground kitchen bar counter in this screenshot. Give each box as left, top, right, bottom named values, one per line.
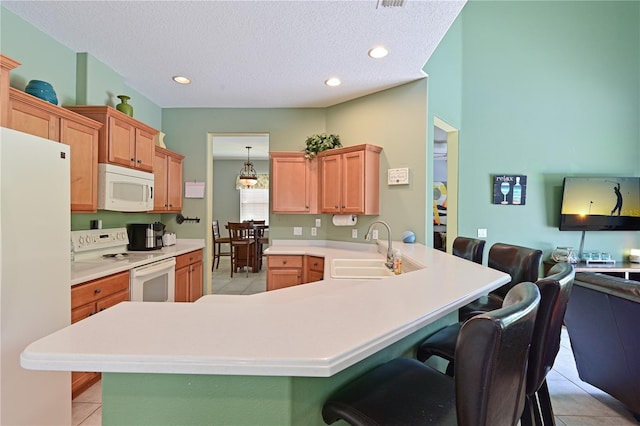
left=23, top=242, right=508, bottom=425
left=70, top=239, right=204, bottom=286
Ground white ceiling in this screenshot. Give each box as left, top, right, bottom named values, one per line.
left=212, top=134, right=270, bottom=160
left=3, top=0, right=465, bottom=109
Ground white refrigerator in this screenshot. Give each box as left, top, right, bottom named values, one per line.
left=0, top=127, right=71, bottom=425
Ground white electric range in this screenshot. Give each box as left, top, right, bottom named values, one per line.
left=70, top=228, right=177, bottom=301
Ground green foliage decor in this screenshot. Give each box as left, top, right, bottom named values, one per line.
left=304, top=133, right=342, bottom=159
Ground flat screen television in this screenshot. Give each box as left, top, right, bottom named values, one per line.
left=559, top=177, right=640, bottom=231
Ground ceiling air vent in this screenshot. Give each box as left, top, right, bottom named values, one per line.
left=377, top=0, right=406, bottom=8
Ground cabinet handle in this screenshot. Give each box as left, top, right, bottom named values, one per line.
left=282, top=260, right=287, bottom=265
left=89, top=312, right=95, bottom=316
left=94, top=288, right=101, bottom=294
left=342, top=205, right=345, bottom=209
left=335, top=205, right=339, bottom=209
left=137, top=159, right=142, bottom=163
left=99, top=307, right=106, bottom=312
left=130, top=158, right=135, bottom=162
left=313, top=262, right=318, bottom=267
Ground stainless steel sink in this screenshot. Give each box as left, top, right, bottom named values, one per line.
left=330, top=258, right=395, bottom=279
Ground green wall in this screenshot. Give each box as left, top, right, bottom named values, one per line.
left=425, top=0, right=640, bottom=260
left=5, top=1, right=640, bottom=260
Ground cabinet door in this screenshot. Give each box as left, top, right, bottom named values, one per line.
left=108, top=116, right=136, bottom=167
left=61, top=118, right=99, bottom=211
left=8, top=95, right=59, bottom=140
left=96, top=289, right=129, bottom=313
left=153, top=150, right=168, bottom=211
left=188, top=261, right=203, bottom=302
left=175, top=266, right=190, bottom=303
left=341, top=150, right=365, bottom=214
left=167, top=153, right=183, bottom=212
left=134, top=128, right=155, bottom=172
left=320, top=154, right=342, bottom=213
left=271, top=156, right=311, bottom=212
left=267, top=268, right=303, bottom=291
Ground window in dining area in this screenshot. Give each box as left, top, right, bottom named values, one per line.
left=239, top=188, right=269, bottom=225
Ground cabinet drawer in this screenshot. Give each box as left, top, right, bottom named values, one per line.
left=307, top=256, right=324, bottom=272
left=71, top=271, right=129, bottom=309
left=175, top=250, right=203, bottom=269
left=71, top=303, right=96, bottom=324
left=96, top=289, right=129, bottom=313
left=268, top=255, right=303, bottom=268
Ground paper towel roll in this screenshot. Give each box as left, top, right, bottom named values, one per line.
left=332, top=214, right=357, bottom=226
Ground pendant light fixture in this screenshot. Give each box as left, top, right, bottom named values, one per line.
left=238, top=146, right=258, bottom=186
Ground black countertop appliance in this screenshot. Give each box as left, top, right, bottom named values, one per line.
left=127, top=222, right=165, bottom=251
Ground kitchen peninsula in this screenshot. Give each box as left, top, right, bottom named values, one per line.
left=22, top=242, right=508, bottom=425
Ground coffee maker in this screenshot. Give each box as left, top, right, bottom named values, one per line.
left=127, top=222, right=165, bottom=251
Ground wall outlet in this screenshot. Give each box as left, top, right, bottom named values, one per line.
left=315, top=218, right=321, bottom=227
left=294, top=227, right=303, bottom=236
left=352, top=229, right=358, bottom=239
left=372, top=229, right=379, bottom=240
left=311, top=227, right=317, bottom=236
left=477, top=228, right=487, bottom=238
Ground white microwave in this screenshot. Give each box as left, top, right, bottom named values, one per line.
left=98, top=163, right=154, bottom=212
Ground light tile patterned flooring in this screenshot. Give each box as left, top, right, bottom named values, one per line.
left=72, top=258, right=638, bottom=425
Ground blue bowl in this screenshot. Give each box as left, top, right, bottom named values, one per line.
left=25, top=80, right=58, bottom=105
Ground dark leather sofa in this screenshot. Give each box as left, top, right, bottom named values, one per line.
left=564, top=271, right=640, bottom=421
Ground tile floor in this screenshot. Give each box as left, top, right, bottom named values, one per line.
left=72, top=258, right=639, bottom=425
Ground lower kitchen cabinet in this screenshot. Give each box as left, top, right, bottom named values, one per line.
left=175, top=250, right=204, bottom=302
left=267, top=255, right=325, bottom=291
left=305, top=256, right=325, bottom=284
left=70, top=270, right=130, bottom=398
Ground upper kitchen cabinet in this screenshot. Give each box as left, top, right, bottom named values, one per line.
left=270, top=152, right=319, bottom=213
left=5, top=88, right=102, bottom=212
left=319, top=144, right=382, bottom=215
left=152, top=146, right=184, bottom=213
left=65, top=106, right=157, bottom=173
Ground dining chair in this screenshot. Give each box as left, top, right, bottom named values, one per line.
left=322, top=282, right=541, bottom=426
left=245, top=220, right=267, bottom=271
left=212, top=220, right=231, bottom=271
left=226, top=222, right=254, bottom=278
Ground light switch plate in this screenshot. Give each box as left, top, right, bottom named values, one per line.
left=315, top=218, right=321, bottom=227
left=352, top=229, right=358, bottom=239
left=372, top=229, right=379, bottom=240
left=477, top=228, right=487, bottom=238
left=311, top=227, right=317, bottom=236
left=294, top=227, right=303, bottom=236
left=388, top=168, right=409, bottom=185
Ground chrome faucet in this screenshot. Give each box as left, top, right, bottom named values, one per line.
left=364, top=220, right=394, bottom=270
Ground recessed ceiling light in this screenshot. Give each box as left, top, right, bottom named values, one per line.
left=172, top=75, right=191, bottom=84
left=325, top=77, right=341, bottom=87
left=368, top=46, right=389, bottom=59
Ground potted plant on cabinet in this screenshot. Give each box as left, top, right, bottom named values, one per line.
left=304, top=133, right=342, bottom=159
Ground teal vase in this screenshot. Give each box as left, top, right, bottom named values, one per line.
left=116, top=95, right=133, bottom=117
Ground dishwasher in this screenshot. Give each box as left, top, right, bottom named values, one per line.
left=130, top=257, right=176, bottom=302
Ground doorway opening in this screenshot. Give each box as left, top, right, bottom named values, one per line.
left=205, top=133, right=269, bottom=292
left=432, top=117, right=459, bottom=253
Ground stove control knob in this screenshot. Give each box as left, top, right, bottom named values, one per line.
left=85, top=235, right=91, bottom=244
left=78, top=236, right=84, bottom=245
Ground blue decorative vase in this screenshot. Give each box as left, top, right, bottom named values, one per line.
left=116, top=95, right=133, bottom=117
left=25, top=80, right=58, bottom=105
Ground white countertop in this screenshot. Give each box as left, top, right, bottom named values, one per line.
left=70, top=239, right=205, bottom=286
left=22, top=241, right=508, bottom=377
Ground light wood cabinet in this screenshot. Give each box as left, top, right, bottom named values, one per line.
left=70, top=271, right=129, bottom=398
left=267, top=255, right=304, bottom=291
left=65, top=105, right=157, bottom=172
left=6, top=88, right=102, bottom=212
left=175, top=250, right=204, bottom=302
left=152, top=146, right=184, bottom=212
left=270, top=152, right=318, bottom=213
left=320, top=144, right=382, bottom=215
left=304, top=255, right=325, bottom=284
left=267, top=255, right=325, bottom=290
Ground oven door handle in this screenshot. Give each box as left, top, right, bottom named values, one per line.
left=131, top=258, right=176, bottom=278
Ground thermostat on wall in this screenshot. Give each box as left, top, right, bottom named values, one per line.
left=388, top=168, right=409, bottom=185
